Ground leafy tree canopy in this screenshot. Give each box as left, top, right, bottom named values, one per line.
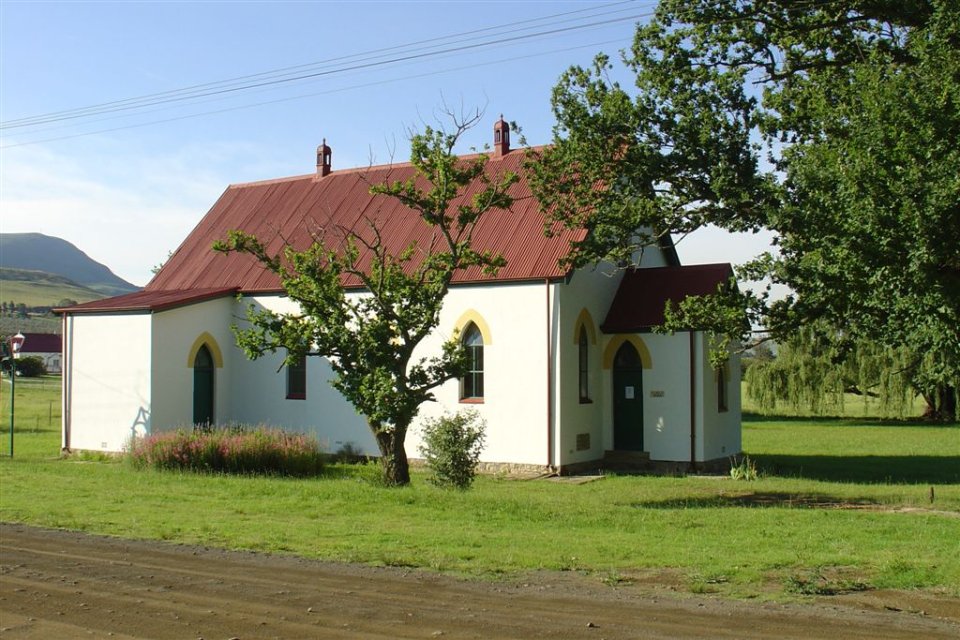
left=530, top=0, right=959, bottom=419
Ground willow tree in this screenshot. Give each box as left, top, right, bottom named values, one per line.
left=215, top=114, right=517, bottom=485
left=745, top=329, right=917, bottom=418
left=530, top=0, right=959, bottom=420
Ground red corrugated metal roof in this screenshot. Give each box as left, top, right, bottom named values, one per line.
left=147, top=149, right=586, bottom=293
left=56, top=287, right=237, bottom=314
left=602, top=264, right=734, bottom=332
left=19, top=333, right=62, bottom=353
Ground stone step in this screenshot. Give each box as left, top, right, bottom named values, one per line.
left=602, top=449, right=653, bottom=473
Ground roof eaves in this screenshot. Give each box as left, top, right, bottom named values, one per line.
left=55, top=287, right=238, bottom=315
left=149, top=288, right=239, bottom=312
left=234, top=272, right=574, bottom=298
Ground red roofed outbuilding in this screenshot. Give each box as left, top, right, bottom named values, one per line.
left=15, top=333, right=63, bottom=373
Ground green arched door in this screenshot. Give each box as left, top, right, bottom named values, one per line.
left=193, top=345, right=214, bottom=426
left=613, top=342, right=644, bottom=451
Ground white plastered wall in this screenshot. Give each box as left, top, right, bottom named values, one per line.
left=225, top=295, right=374, bottom=454
left=62, top=263, right=739, bottom=464
left=555, top=243, right=689, bottom=466
left=695, top=332, right=742, bottom=461
left=638, top=331, right=743, bottom=463
left=226, top=285, right=551, bottom=464
left=409, top=281, right=551, bottom=466
left=554, top=266, right=620, bottom=467
left=149, top=297, right=236, bottom=433
left=63, top=313, right=152, bottom=452
left=627, top=332, right=693, bottom=462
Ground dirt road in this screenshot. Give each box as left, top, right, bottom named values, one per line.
left=1, top=523, right=957, bottom=639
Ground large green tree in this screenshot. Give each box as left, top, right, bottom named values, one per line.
left=215, top=114, right=516, bottom=485
left=530, top=0, right=959, bottom=419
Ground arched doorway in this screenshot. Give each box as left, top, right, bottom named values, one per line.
left=193, top=345, right=214, bottom=426
left=613, top=341, right=644, bottom=451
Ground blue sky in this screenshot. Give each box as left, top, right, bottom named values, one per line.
left=1, top=0, right=772, bottom=286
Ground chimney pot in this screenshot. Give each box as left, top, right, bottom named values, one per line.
left=316, top=138, right=332, bottom=177
left=493, top=115, right=510, bottom=157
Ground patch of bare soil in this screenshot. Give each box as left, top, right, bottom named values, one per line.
left=1, top=522, right=957, bottom=639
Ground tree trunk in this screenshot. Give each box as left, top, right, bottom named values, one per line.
left=374, top=427, right=411, bottom=486
left=921, top=385, right=957, bottom=422
left=938, top=385, right=957, bottom=422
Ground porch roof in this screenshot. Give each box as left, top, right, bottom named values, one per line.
left=601, top=264, right=734, bottom=333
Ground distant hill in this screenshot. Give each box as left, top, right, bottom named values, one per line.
left=0, top=233, right=139, bottom=297
left=0, top=315, right=61, bottom=336
left=0, top=268, right=106, bottom=307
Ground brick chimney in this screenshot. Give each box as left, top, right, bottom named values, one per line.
left=493, top=115, right=510, bottom=157
left=316, top=139, right=332, bottom=177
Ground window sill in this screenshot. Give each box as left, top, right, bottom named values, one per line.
left=459, top=397, right=485, bottom=404
left=579, top=398, right=593, bottom=405
left=286, top=393, right=306, bottom=400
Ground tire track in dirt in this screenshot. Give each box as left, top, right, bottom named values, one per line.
left=1, top=522, right=957, bottom=639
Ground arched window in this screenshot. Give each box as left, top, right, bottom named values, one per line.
left=287, top=354, right=306, bottom=399
left=578, top=326, right=590, bottom=403
left=193, top=345, right=214, bottom=426
left=460, top=323, right=484, bottom=401
left=717, top=366, right=729, bottom=412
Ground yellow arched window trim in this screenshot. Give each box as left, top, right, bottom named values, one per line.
left=573, top=308, right=597, bottom=345
left=602, top=334, right=652, bottom=369
left=187, top=332, right=224, bottom=368
left=452, top=309, right=492, bottom=345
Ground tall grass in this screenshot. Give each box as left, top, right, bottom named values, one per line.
left=127, top=427, right=325, bottom=476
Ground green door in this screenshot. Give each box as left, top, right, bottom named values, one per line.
left=613, top=342, right=644, bottom=451
left=193, top=345, right=214, bottom=426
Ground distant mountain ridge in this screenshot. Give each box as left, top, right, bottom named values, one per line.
left=0, top=233, right=139, bottom=297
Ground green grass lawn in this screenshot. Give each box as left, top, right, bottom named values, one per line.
left=1, top=380, right=958, bottom=600
left=0, top=375, right=60, bottom=443
left=744, top=415, right=960, bottom=484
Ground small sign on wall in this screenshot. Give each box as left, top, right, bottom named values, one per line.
left=650, top=390, right=665, bottom=398
left=624, top=386, right=635, bottom=399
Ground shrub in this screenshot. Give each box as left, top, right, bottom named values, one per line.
left=418, top=411, right=486, bottom=489
left=6, top=355, right=46, bottom=377
left=332, top=441, right=366, bottom=462
left=127, top=425, right=325, bottom=476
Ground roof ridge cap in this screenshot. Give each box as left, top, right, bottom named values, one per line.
left=226, top=144, right=550, bottom=190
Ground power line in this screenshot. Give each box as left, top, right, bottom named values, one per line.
left=4, top=19, right=625, bottom=142
left=1, top=1, right=650, bottom=130
left=1, top=37, right=629, bottom=151
left=1, top=0, right=849, bottom=147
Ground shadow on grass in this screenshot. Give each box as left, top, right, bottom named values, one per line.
left=742, top=413, right=958, bottom=428
left=631, top=491, right=884, bottom=510
left=749, top=454, right=960, bottom=484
